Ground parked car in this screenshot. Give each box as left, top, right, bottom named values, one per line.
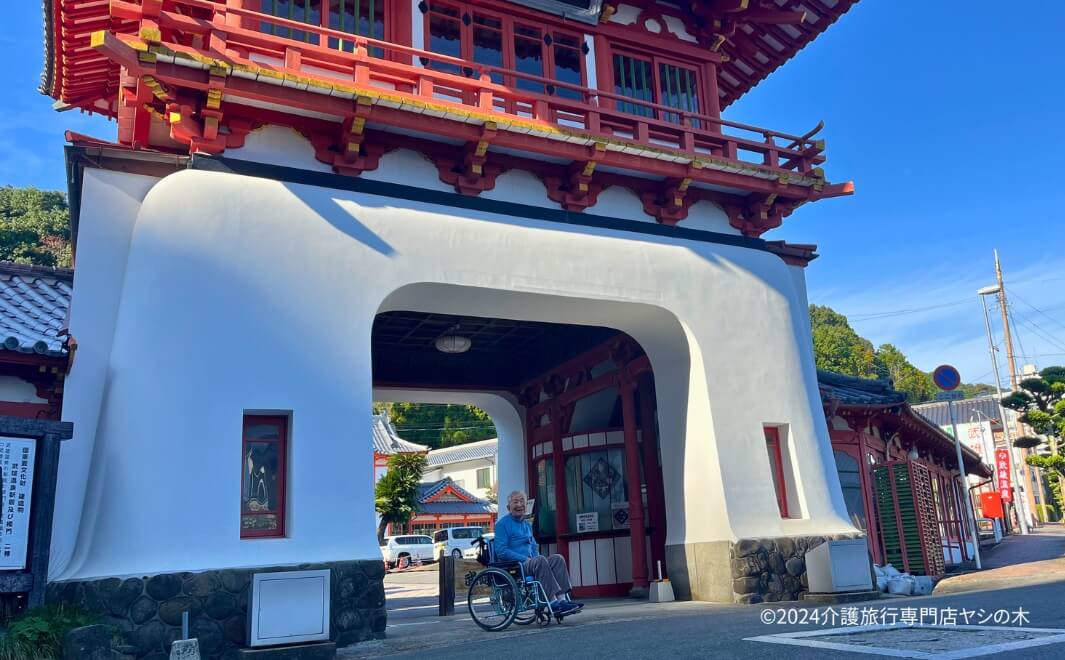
left=380, top=535, right=435, bottom=569
left=462, top=532, right=494, bottom=560
left=433, top=527, right=484, bottom=560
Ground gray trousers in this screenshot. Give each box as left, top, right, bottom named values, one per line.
left=523, top=554, right=572, bottom=599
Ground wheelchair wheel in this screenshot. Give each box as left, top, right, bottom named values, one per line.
left=467, top=567, right=519, bottom=632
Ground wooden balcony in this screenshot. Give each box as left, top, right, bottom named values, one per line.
left=102, top=2, right=839, bottom=178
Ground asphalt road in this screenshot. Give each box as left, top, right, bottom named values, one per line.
left=371, top=580, right=1065, bottom=659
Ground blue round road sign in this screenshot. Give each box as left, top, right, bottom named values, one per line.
left=933, top=365, right=961, bottom=391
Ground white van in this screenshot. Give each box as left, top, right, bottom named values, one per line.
left=433, top=526, right=484, bottom=560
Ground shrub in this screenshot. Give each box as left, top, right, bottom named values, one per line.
left=0, top=604, right=98, bottom=660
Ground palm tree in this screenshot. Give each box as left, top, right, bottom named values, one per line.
left=375, top=452, right=428, bottom=545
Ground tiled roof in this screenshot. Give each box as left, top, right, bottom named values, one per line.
left=0, top=262, right=73, bottom=357
left=912, top=396, right=1009, bottom=430
left=417, top=477, right=495, bottom=515
left=372, top=413, right=429, bottom=455
left=426, top=438, right=498, bottom=467
left=817, top=370, right=906, bottom=407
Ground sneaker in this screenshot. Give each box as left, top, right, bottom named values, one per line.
left=553, top=600, right=581, bottom=613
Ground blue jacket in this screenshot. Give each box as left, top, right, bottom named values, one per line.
left=493, top=514, right=539, bottom=562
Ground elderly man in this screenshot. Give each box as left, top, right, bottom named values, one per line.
left=493, top=490, right=583, bottom=614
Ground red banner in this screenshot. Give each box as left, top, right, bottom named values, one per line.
left=995, top=448, right=1013, bottom=502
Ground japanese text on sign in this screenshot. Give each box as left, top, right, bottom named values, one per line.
left=0, top=437, right=35, bottom=570
left=994, top=448, right=1012, bottom=503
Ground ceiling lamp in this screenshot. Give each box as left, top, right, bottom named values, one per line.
left=435, top=326, right=472, bottom=354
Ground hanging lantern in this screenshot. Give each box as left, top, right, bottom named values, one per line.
left=435, top=326, right=472, bottom=354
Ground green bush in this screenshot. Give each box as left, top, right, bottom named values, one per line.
left=1036, top=503, right=1060, bottom=523
left=0, top=604, right=98, bottom=660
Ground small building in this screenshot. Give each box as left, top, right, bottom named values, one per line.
left=389, top=477, right=496, bottom=538
left=372, top=412, right=428, bottom=482
left=819, top=371, right=992, bottom=573
left=0, top=262, right=71, bottom=420
left=424, top=438, right=497, bottom=501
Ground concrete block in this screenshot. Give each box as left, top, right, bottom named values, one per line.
left=649, top=580, right=675, bottom=603
left=170, top=639, right=201, bottom=660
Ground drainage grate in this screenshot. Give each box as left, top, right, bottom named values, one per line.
left=745, top=624, right=1065, bottom=658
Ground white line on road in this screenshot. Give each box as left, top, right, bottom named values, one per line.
left=745, top=624, right=1065, bottom=659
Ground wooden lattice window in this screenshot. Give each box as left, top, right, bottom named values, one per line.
left=241, top=415, right=288, bottom=538
left=258, top=0, right=385, bottom=50
left=423, top=2, right=586, bottom=95
left=612, top=53, right=701, bottom=126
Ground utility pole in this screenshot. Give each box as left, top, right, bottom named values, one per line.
left=994, top=250, right=1019, bottom=389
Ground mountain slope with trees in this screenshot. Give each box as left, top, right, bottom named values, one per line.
left=0, top=186, right=72, bottom=268
left=810, top=304, right=990, bottom=403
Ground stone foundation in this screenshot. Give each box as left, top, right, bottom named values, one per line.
left=666, top=534, right=867, bottom=604
left=46, top=560, right=386, bottom=660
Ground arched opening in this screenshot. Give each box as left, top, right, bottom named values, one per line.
left=370, top=283, right=690, bottom=599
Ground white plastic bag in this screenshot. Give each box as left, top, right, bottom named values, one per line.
left=912, top=575, right=934, bottom=596
left=876, top=575, right=889, bottom=592
left=873, top=564, right=886, bottom=578
left=886, top=575, right=915, bottom=595
left=882, top=564, right=902, bottom=578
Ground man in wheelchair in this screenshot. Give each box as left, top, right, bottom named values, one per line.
left=494, top=490, right=584, bottom=615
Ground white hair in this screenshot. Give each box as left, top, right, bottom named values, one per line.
left=506, top=490, right=527, bottom=508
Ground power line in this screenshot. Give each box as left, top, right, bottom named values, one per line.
left=848, top=299, right=972, bottom=322
left=1009, top=290, right=1065, bottom=335
left=1010, top=310, right=1065, bottom=355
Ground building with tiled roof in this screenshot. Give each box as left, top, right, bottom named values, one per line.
left=0, top=262, right=72, bottom=419
left=387, top=477, right=497, bottom=538
left=372, top=412, right=429, bottom=483
left=424, top=438, right=498, bottom=502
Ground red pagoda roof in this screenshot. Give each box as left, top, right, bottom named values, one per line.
left=41, top=0, right=859, bottom=115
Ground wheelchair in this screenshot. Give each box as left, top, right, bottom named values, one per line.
left=463, top=535, right=579, bottom=631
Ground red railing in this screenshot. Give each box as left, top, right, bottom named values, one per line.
left=114, top=0, right=827, bottom=177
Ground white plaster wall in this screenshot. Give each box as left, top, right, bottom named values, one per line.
left=360, top=149, right=453, bottom=193
left=226, top=126, right=332, bottom=172
left=590, top=186, right=654, bottom=223
left=677, top=200, right=741, bottom=235
left=480, top=170, right=549, bottom=207
left=53, top=170, right=159, bottom=580
left=59, top=166, right=854, bottom=580
left=0, top=376, right=47, bottom=403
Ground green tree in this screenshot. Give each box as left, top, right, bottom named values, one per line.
left=375, top=451, right=428, bottom=545
left=809, top=305, right=991, bottom=403
left=1001, top=366, right=1065, bottom=511
left=0, top=186, right=72, bottom=268
left=809, top=305, right=876, bottom=378
left=383, top=403, right=496, bottom=449
left=873, top=343, right=936, bottom=403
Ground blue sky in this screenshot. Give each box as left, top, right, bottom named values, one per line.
left=5, top=2, right=1064, bottom=387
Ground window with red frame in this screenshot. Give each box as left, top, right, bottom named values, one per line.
left=241, top=415, right=288, bottom=538
left=612, top=52, right=702, bottom=126
left=422, top=2, right=586, bottom=98
left=764, top=426, right=789, bottom=518
left=258, top=1, right=386, bottom=51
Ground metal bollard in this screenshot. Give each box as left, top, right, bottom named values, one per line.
left=438, top=555, right=455, bottom=616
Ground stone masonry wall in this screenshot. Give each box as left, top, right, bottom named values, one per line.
left=730, top=534, right=866, bottom=604
left=46, top=560, right=386, bottom=660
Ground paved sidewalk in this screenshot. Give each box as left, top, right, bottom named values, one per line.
left=935, top=523, right=1065, bottom=595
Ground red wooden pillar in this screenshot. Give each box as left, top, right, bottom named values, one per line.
left=637, top=374, right=666, bottom=576
left=620, top=378, right=649, bottom=594
left=549, top=404, right=570, bottom=562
